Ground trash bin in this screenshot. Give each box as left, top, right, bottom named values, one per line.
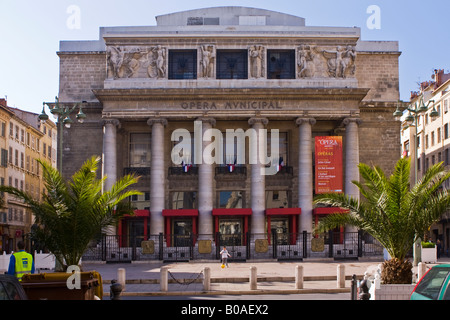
left=20, top=271, right=102, bottom=300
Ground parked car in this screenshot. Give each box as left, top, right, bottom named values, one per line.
left=0, top=274, right=28, bottom=300
left=411, top=264, right=450, bottom=300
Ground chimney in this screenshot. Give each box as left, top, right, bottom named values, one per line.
left=0, top=98, right=6, bottom=108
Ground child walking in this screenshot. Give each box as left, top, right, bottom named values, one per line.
left=220, top=246, right=231, bottom=267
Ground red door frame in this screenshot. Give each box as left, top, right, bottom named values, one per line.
left=118, top=210, right=150, bottom=247
left=162, top=209, right=198, bottom=247
left=313, top=207, right=349, bottom=243
left=265, top=208, right=301, bottom=244
left=212, top=208, right=252, bottom=245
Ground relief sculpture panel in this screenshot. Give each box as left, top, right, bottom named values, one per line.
left=107, top=45, right=167, bottom=79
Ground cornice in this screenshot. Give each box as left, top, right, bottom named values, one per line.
left=93, top=87, right=370, bottom=102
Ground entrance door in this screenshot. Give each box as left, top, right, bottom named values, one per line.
left=128, top=219, right=144, bottom=247
left=270, top=218, right=289, bottom=245
left=271, top=217, right=302, bottom=260
left=218, top=218, right=246, bottom=260
left=164, top=219, right=193, bottom=261
left=173, top=219, right=192, bottom=246
left=219, top=218, right=243, bottom=245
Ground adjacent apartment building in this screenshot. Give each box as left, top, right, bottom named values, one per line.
left=57, top=7, right=401, bottom=261
left=400, top=69, right=450, bottom=255
left=0, top=98, right=57, bottom=252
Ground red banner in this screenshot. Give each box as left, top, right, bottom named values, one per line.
left=315, top=136, right=343, bottom=194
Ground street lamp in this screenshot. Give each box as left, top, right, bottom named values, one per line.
left=39, top=96, right=87, bottom=172
left=393, top=95, right=436, bottom=266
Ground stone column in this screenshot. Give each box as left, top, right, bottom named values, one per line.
left=197, top=117, right=216, bottom=239
left=102, top=119, right=120, bottom=193
left=248, top=117, right=269, bottom=237
left=295, top=117, right=316, bottom=233
left=102, top=118, right=120, bottom=236
left=342, top=118, right=361, bottom=200
left=147, top=118, right=167, bottom=235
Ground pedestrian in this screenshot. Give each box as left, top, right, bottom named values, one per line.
left=7, top=241, right=35, bottom=281
left=437, top=239, right=442, bottom=259
left=220, top=246, right=231, bottom=267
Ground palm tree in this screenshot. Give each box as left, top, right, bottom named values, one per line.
left=314, top=157, right=450, bottom=284
left=0, top=156, right=141, bottom=271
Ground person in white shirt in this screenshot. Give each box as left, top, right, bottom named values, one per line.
left=220, top=246, right=231, bottom=267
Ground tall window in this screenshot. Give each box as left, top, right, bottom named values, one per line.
left=267, top=50, right=295, bottom=79
left=216, top=50, right=248, bottom=79
left=219, top=191, right=243, bottom=208
left=168, top=50, right=197, bottom=79
left=266, top=190, right=290, bottom=208
left=171, top=192, right=197, bottom=209
left=129, top=133, right=151, bottom=167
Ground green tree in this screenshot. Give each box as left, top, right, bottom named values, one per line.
left=314, top=158, right=450, bottom=284
left=0, top=156, right=141, bottom=271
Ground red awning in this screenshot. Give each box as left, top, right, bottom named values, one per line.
left=313, top=207, right=349, bottom=215
left=265, top=208, right=301, bottom=215
left=212, top=208, right=252, bottom=216
left=124, top=209, right=150, bottom=218
left=162, top=209, right=199, bottom=217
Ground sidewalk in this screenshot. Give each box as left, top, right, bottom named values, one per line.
left=82, top=259, right=388, bottom=297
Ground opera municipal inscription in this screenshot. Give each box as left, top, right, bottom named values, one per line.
left=180, top=101, right=282, bottom=110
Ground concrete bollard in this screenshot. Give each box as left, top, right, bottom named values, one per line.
left=337, top=264, right=345, bottom=288
left=417, top=262, right=427, bottom=282
left=117, top=268, right=126, bottom=292
left=250, top=266, right=257, bottom=290
left=203, top=267, right=211, bottom=291
left=160, top=266, right=169, bottom=292
left=295, top=265, right=304, bottom=289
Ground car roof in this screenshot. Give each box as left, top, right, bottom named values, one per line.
left=432, top=264, right=450, bottom=268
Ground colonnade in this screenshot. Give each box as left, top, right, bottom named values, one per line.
left=102, top=116, right=360, bottom=237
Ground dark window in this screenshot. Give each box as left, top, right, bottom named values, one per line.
left=267, top=50, right=295, bottom=79
left=168, top=50, right=197, bottom=79
left=1, top=149, right=7, bottom=168
left=216, top=50, right=248, bottom=79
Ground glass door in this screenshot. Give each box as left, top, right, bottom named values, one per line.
left=270, top=218, right=289, bottom=245
left=219, top=218, right=243, bottom=246
left=173, top=219, right=192, bottom=247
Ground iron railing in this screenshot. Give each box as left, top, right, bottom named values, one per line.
left=81, top=231, right=384, bottom=262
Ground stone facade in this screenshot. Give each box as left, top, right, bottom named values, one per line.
left=57, top=7, right=401, bottom=246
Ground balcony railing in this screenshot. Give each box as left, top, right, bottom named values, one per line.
left=215, top=166, right=247, bottom=176
left=124, top=167, right=151, bottom=176
left=169, top=166, right=199, bottom=175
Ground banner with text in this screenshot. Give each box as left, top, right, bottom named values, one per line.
left=315, top=136, right=343, bottom=194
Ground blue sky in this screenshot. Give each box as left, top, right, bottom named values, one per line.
left=0, top=0, right=448, bottom=114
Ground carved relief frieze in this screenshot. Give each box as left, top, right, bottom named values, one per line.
left=322, top=45, right=356, bottom=79
left=297, top=45, right=317, bottom=78
left=297, top=44, right=357, bottom=79
left=107, top=45, right=167, bottom=80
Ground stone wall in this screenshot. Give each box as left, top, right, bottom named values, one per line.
left=58, top=52, right=106, bottom=103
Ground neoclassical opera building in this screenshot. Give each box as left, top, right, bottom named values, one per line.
left=56, top=7, right=401, bottom=260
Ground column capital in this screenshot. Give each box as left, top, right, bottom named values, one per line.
left=147, top=118, right=168, bottom=127
left=248, top=117, right=268, bottom=126
left=342, top=117, right=362, bottom=126
left=101, top=118, right=121, bottom=128
left=196, top=117, right=216, bottom=127
left=295, top=117, right=316, bottom=126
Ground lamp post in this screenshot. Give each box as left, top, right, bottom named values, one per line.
left=393, top=96, right=437, bottom=266
left=39, top=97, right=87, bottom=172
